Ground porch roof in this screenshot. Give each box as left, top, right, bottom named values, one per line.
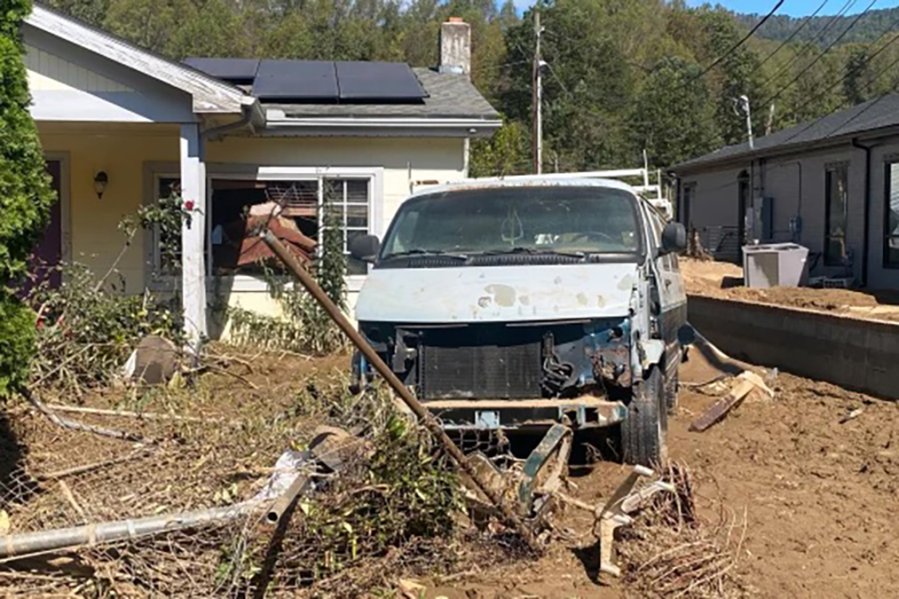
left=28, top=3, right=254, bottom=115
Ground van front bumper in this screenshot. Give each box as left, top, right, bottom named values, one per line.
left=424, top=396, right=628, bottom=430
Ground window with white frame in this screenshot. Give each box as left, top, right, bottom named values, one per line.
left=884, top=161, right=899, bottom=268
left=150, top=174, right=372, bottom=277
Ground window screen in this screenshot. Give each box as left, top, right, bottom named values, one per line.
left=885, top=162, right=899, bottom=268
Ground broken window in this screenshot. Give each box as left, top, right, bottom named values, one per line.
left=149, top=176, right=371, bottom=277
left=824, top=164, right=849, bottom=267
left=885, top=162, right=899, bottom=268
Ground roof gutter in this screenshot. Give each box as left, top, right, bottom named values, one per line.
left=262, top=114, right=501, bottom=138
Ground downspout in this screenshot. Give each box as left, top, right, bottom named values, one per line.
left=851, top=138, right=874, bottom=287
left=201, top=100, right=264, bottom=141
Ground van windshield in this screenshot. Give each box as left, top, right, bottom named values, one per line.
left=380, top=185, right=641, bottom=260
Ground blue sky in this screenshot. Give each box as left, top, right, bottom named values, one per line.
left=684, top=0, right=899, bottom=17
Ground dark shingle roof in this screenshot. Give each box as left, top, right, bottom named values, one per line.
left=268, top=68, right=499, bottom=120
left=674, top=93, right=899, bottom=171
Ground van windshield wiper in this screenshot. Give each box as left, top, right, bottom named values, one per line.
left=477, top=247, right=587, bottom=259
left=381, top=249, right=469, bottom=260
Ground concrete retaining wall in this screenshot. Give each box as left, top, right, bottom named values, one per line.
left=688, top=294, right=899, bottom=400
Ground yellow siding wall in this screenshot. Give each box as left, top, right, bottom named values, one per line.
left=39, top=124, right=466, bottom=334
left=40, top=123, right=178, bottom=294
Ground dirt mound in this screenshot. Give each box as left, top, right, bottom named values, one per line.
left=680, top=258, right=899, bottom=322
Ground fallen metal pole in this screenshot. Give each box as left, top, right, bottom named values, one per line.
left=0, top=500, right=259, bottom=559
left=265, top=474, right=312, bottom=525
left=261, top=230, right=541, bottom=552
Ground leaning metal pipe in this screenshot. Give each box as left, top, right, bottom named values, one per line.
left=265, top=474, right=312, bottom=525
left=0, top=500, right=260, bottom=559
left=260, top=231, right=541, bottom=552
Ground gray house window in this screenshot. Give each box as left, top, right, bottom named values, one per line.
left=824, top=164, right=849, bottom=266
left=885, top=162, right=899, bottom=268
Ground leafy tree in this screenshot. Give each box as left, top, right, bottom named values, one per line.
left=633, top=56, right=720, bottom=168
left=0, top=0, right=56, bottom=395
left=469, top=121, right=530, bottom=177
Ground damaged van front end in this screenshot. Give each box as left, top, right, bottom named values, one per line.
left=353, top=263, right=658, bottom=430
left=350, top=178, right=687, bottom=465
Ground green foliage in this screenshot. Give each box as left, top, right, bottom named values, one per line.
left=633, top=57, right=720, bottom=168
left=0, top=292, right=36, bottom=396
left=469, top=120, right=530, bottom=177
left=0, top=0, right=55, bottom=284
left=0, top=0, right=54, bottom=396
left=41, top=0, right=899, bottom=169
left=28, top=263, right=182, bottom=389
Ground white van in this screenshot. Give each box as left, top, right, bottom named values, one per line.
left=350, top=177, right=689, bottom=466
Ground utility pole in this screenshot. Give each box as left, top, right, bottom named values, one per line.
left=532, top=9, right=543, bottom=174
left=736, top=95, right=754, bottom=149
left=765, top=102, right=776, bottom=136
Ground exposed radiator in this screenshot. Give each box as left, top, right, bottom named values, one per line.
left=417, top=327, right=542, bottom=400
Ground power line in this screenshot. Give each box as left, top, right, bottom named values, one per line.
left=757, top=0, right=857, bottom=92
left=685, top=0, right=786, bottom=86
left=754, top=0, right=830, bottom=72
left=759, top=0, right=878, bottom=108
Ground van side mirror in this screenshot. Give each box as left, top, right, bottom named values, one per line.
left=660, top=222, right=687, bottom=255
left=350, top=234, right=380, bottom=263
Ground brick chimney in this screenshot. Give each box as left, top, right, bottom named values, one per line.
left=439, top=17, right=471, bottom=77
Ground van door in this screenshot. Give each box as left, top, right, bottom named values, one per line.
left=644, top=205, right=687, bottom=378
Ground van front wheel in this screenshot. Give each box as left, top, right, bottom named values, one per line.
left=621, top=366, right=668, bottom=467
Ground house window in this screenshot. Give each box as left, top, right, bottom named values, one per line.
left=884, top=162, right=899, bottom=268
left=824, top=164, right=849, bottom=266
left=150, top=174, right=372, bottom=278
left=681, top=183, right=695, bottom=230
left=154, top=176, right=182, bottom=274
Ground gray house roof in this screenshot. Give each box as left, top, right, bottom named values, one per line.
left=268, top=68, right=499, bottom=121
left=674, top=93, right=899, bottom=172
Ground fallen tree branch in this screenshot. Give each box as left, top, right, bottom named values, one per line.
left=43, top=403, right=230, bottom=425
left=20, top=388, right=145, bottom=443
left=35, top=447, right=154, bottom=481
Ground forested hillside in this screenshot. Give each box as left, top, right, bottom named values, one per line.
left=735, top=5, right=899, bottom=46
left=43, top=0, right=899, bottom=174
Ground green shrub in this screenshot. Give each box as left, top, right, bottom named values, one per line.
left=0, top=0, right=56, bottom=396
left=0, top=291, right=36, bottom=396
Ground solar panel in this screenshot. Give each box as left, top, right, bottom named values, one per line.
left=183, top=58, right=259, bottom=82
left=253, top=60, right=338, bottom=101
left=335, top=61, right=425, bottom=101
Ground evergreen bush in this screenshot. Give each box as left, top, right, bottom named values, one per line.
left=0, top=0, right=56, bottom=395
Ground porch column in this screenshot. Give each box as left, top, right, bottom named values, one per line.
left=180, top=123, right=207, bottom=350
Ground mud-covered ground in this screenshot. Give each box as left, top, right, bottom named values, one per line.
left=681, top=257, right=899, bottom=322
left=428, top=352, right=899, bottom=598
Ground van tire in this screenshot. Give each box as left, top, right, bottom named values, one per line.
left=621, top=367, right=668, bottom=467
left=666, top=369, right=679, bottom=414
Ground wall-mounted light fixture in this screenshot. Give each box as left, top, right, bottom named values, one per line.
left=93, top=171, right=108, bottom=199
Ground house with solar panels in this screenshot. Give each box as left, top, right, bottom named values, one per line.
left=23, top=5, right=500, bottom=343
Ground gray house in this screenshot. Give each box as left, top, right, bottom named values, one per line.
left=671, top=94, right=899, bottom=290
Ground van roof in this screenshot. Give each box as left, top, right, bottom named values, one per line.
left=410, top=176, right=637, bottom=198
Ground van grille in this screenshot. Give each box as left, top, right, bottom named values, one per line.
left=417, top=326, right=542, bottom=400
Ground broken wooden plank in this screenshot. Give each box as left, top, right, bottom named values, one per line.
left=689, top=378, right=756, bottom=432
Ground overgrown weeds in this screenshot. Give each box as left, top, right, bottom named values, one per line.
left=22, top=191, right=189, bottom=393
left=618, top=462, right=749, bottom=598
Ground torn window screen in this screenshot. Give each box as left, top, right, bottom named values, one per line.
left=151, top=177, right=370, bottom=277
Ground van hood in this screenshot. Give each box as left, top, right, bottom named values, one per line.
left=354, top=263, right=638, bottom=324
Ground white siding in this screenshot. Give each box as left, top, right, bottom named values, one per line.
left=25, top=43, right=131, bottom=92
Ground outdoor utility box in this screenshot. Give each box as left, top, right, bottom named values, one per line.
left=742, top=243, right=809, bottom=288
